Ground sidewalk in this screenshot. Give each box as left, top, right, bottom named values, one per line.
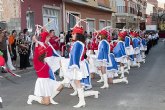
left=13, top=66, right=34, bottom=75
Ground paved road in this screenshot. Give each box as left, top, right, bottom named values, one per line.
left=1, top=41, right=165, bottom=110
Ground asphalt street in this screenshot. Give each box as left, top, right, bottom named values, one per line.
left=1, top=40, right=165, bottom=110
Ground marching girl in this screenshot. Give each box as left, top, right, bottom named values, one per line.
left=141, top=34, right=147, bottom=59
left=131, top=32, right=141, bottom=67
left=124, top=31, right=134, bottom=70
left=107, top=53, right=128, bottom=84
left=65, top=26, right=99, bottom=108
left=97, top=30, right=112, bottom=89
left=27, top=34, right=63, bottom=105
left=136, top=33, right=145, bottom=63
left=86, top=32, right=99, bottom=79
left=113, top=32, right=128, bottom=79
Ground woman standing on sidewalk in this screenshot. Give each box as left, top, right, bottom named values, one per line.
left=8, top=30, right=17, bottom=67
left=16, top=32, right=29, bottom=70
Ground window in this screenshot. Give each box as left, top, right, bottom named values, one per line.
left=86, top=19, right=95, bottom=33
left=26, top=11, right=35, bottom=32
left=107, top=20, right=111, bottom=26
left=43, top=7, right=60, bottom=35
left=82, top=0, right=88, bottom=2
left=99, top=20, right=106, bottom=30
left=67, top=13, right=80, bottom=31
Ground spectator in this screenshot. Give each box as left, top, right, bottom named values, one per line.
left=8, top=30, right=17, bottom=67
left=0, top=29, right=8, bottom=63
left=59, top=32, right=65, bottom=52
left=65, top=31, right=72, bottom=44
left=49, top=30, right=60, bottom=54
left=23, top=29, right=32, bottom=67
left=16, top=32, right=29, bottom=70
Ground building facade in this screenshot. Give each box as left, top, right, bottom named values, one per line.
left=21, top=0, right=62, bottom=35
left=63, top=0, right=115, bottom=33
left=20, top=0, right=115, bottom=35
left=0, top=0, right=21, bottom=31
left=146, top=0, right=158, bottom=25
left=112, top=0, right=146, bottom=30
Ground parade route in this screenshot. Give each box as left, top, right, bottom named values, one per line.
left=0, top=41, right=165, bottom=110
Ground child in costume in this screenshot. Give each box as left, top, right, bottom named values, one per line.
left=27, top=35, right=63, bottom=105
left=65, top=26, right=99, bottom=108
left=113, top=31, right=128, bottom=79
left=97, top=30, right=112, bottom=89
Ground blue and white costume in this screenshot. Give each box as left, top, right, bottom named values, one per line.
left=132, top=38, right=140, bottom=55
left=80, top=60, right=91, bottom=87
left=107, top=53, right=119, bottom=78
left=68, top=41, right=85, bottom=80
left=97, top=40, right=112, bottom=67
left=87, top=52, right=98, bottom=74
left=60, top=41, right=90, bottom=87
left=125, top=36, right=134, bottom=56
left=141, top=38, right=147, bottom=51
left=113, top=41, right=127, bottom=64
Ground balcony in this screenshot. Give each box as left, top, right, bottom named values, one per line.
left=150, top=13, right=158, bottom=22
left=117, top=6, right=126, bottom=13
left=128, top=7, right=137, bottom=15
left=137, top=11, right=142, bottom=17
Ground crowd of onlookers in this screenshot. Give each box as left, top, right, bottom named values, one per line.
left=0, top=27, right=78, bottom=71
left=0, top=28, right=33, bottom=71
left=0, top=26, right=160, bottom=72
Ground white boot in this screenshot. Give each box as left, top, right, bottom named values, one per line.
left=113, top=79, right=123, bottom=84
left=61, top=77, right=70, bottom=85
left=114, top=72, right=118, bottom=78
left=127, top=60, right=131, bottom=70
left=142, top=59, right=145, bottom=63
left=70, top=82, right=77, bottom=96
left=100, top=74, right=109, bottom=89
left=124, top=68, right=129, bottom=74
left=137, top=62, right=140, bottom=68
left=0, top=97, right=2, bottom=108
left=84, top=90, right=100, bottom=99
left=50, top=91, right=60, bottom=105
left=142, top=52, right=146, bottom=58
left=27, top=95, right=42, bottom=105
left=122, top=77, right=129, bottom=84
left=97, top=72, right=103, bottom=83
left=73, top=88, right=86, bottom=108
left=120, top=66, right=125, bottom=78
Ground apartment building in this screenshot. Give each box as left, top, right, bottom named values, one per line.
left=63, top=0, right=115, bottom=33
left=112, top=0, right=146, bottom=30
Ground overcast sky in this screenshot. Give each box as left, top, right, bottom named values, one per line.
left=157, top=0, right=165, bottom=3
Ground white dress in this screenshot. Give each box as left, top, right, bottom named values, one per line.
left=6, top=41, right=16, bottom=71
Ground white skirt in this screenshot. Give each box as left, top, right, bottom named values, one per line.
left=107, top=71, right=118, bottom=78
left=140, top=45, right=147, bottom=51
left=88, top=55, right=97, bottom=73
left=61, top=59, right=89, bottom=80
left=125, top=46, right=134, bottom=56
left=60, top=58, right=70, bottom=78
left=115, top=56, right=128, bottom=64
left=7, top=46, right=16, bottom=71
left=134, top=48, right=140, bottom=55
left=34, top=78, right=61, bottom=97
